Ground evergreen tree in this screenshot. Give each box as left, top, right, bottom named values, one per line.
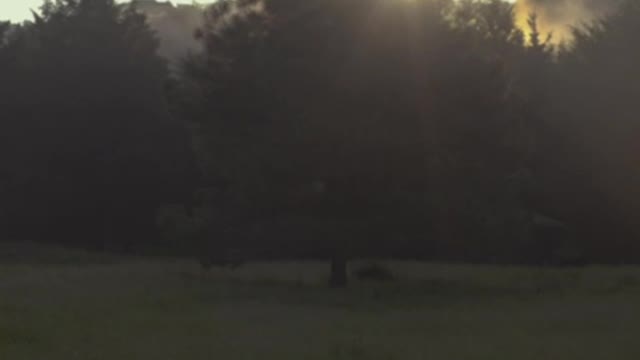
left=551, top=1, right=640, bottom=261
left=0, top=0, right=197, bottom=250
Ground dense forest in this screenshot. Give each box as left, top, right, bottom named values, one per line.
left=2, top=0, right=640, bottom=284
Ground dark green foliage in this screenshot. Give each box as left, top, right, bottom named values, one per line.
left=0, top=0, right=197, bottom=251
left=531, top=0, right=640, bottom=262
left=4, top=0, right=640, bottom=270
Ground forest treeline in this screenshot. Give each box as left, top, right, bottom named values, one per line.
left=1, top=0, right=640, bottom=269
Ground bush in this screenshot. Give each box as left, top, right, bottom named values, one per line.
left=198, top=248, right=245, bottom=271
left=353, top=263, right=395, bottom=282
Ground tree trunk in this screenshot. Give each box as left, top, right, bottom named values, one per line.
left=329, top=254, right=348, bottom=288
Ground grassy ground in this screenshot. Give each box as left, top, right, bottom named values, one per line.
left=2, top=243, right=640, bottom=359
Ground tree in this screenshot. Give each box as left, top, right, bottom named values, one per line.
left=0, top=0, right=197, bottom=251
left=176, top=0, right=532, bottom=285
left=0, top=21, right=9, bottom=44
left=540, top=0, right=640, bottom=262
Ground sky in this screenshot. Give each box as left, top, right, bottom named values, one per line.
left=0, top=1, right=213, bottom=22
left=0, top=0, right=42, bottom=22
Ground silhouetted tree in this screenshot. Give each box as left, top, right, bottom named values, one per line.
left=176, top=0, right=532, bottom=285
left=0, top=0, right=197, bottom=251
left=10, top=0, right=638, bottom=268
left=547, top=0, right=640, bottom=262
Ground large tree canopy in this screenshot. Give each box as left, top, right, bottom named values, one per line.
left=174, top=0, right=535, bottom=283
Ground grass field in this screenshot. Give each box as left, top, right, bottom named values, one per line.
left=2, top=242, right=640, bottom=359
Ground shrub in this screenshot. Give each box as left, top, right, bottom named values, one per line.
left=353, top=263, right=395, bottom=282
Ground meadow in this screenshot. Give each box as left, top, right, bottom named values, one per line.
left=2, top=242, right=640, bottom=359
